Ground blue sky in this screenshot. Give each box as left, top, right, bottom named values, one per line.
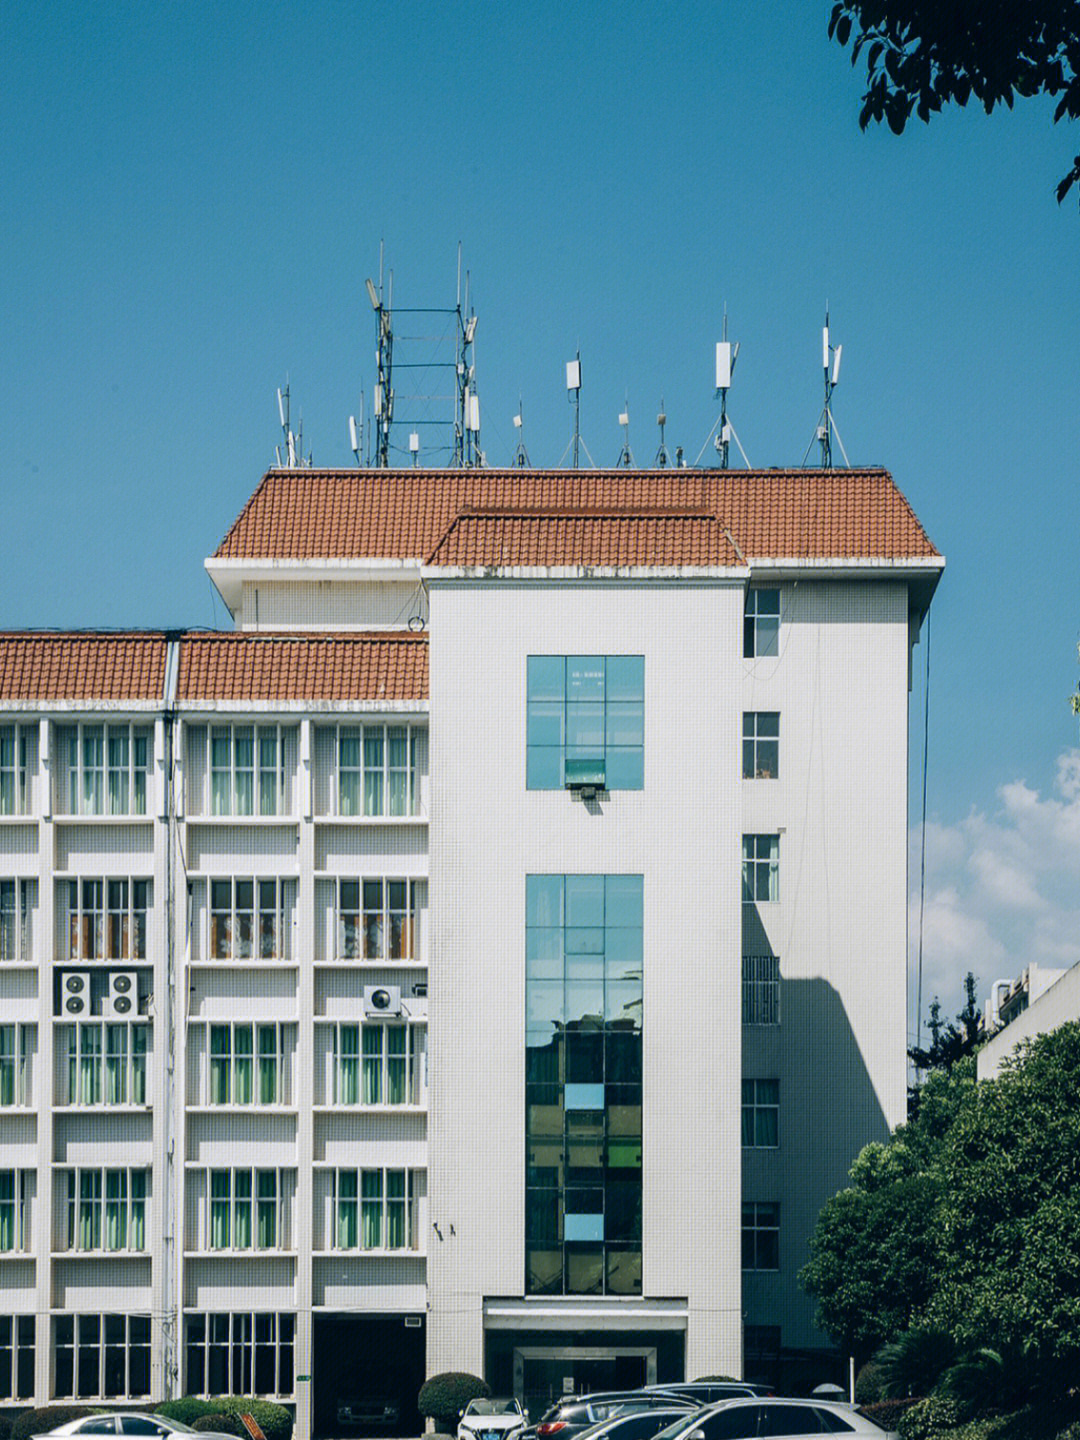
left=6, top=1, right=1079, bottom=1036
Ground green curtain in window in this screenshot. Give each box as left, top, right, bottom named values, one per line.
left=362, top=1027, right=382, bottom=1105
left=132, top=1027, right=148, bottom=1105
left=338, top=1026, right=359, bottom=1104
left=108, top=731, right=129, bottom=814
left=363, top=730, right=384, bottom=815
left=210, top=1026, right=230, bottom=1104
left=234, top=729, right=254, bottom=815
left=259, top=732, right=278, bottom=815
left=0, top=1029, right=15, bottom=1106
left=258, top=1026, right=277, bottom=1103
left=105, top=1026, right=127, bottom=1105
left=339, top=731, right=362, bottom=815
left=210, top=730, right=230, bottom=815
left=387, top=727, right=408, bottom=814
left=131, top=1172, right=146, bottom=1250
left=235, top=1172, right=253, bottom=1248
left=386, top=1170, right=406, bottom=1249
left=256, top=1171, right=277, bottom=1248
left=79, top=1027, right=102, bottom=1105
left=361, top=1171, right=382, bottom=1248
left=387, top=1028, right=406, bottom=1105
left=79, top=1173, right=101, bottom=1250
left=82, top=727, right=104, bottom=813
left=210, top=1171, right=230, bottom=1248
left=337, top=1171, right=358, bottom=1248
left=234, top=1025, right=254, bottom=1104
left=0, top=1172, right=14, bottom=1251
left=105, top=1171, right=127, bottom=1250
left=133, top=733, right=148, bottom=814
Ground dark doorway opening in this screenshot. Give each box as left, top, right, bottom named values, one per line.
left=312, top=1314, right=425, bottom=1439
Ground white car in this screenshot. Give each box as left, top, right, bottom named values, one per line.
left=651, top=1398, right=898, bottom=1440
left=458, top=1397, right=527, bottom=1440
left=43, top=1416, right=238, bottom=1440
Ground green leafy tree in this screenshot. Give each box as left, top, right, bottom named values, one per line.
left=826, top=1, right=1080, bottom=205
left=908, top=972, right=982, bottom=1117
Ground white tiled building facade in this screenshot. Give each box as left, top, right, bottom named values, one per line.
left=0, top=467, right=942, bottom=1430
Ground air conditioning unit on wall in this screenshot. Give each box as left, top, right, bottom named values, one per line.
left=61, top=971, right=91, bottom=1016
left=363, top=984, right=403, bottom=1017
left=104, top=972, right=138, bottom=1018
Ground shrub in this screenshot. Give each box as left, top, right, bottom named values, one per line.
left=855, top=1360, right=886, bottom=1406
left=419, top=1373, right=491, bottom=1434
left=192, top=1417, right=248, bottom=1436
left=156, top=1402, right=223, bottom=1425
left=898, top=1394, right=962, bottom=1440
left=874, top=1330, right=956, bottom=1400
left=858, top=1398, right=924, bottom=1430
left=13, top=1408, right=96, bottom=1440
left=207, top=1400, right=292, bottom=1440
left=691, top=1376, right=738, bottom=1383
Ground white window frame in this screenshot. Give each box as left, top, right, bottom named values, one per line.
left=336, top=877, right=420, bottom=961
left=742, top=835, right=779, bottom=903
left=742, top=711, right=779, bottom=779
left=0, top=725, right=32, bottom=817
left=208, top=723, right=289, bottom=817
left=744, top=587, right=780, bottom=658
left=0, top=1171, right=29, bottom=1253
left=53, top=1313, right=151, bottom=1399
left=205, top=1021, right=289, bottom=1106
left=67, top=877, right=150, bottom=961
left=208, top=877, right=294, bottom=962
left=0, top=879, right=35, bottom=964
left=335, top=721, right=421, bottom=817
left=58, top=722, right=152, bottom=817
left=0, top=1025, right=32, bottom=1107
left=63, top=1167, right=148, bottom=1253
left=59, top=1022, right=149, bottom=1107
left=205, top=1168, right=289, bottom=1251
left=183, top=1312, right=295, bottom=1400
left=330, top=1166, right=422, bottom=1252
left=741, top=1078, right=780, bottom=1148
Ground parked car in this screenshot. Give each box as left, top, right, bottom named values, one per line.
left=649, top=1398, right=897, bottom=1439
left=642, top=1385, right=776, bottom=1404
left=573, top=1407, right=703, bottom=1440
left=458, top=1398, right=527, bottom=1440
left=526, top=1391, right=699, bottom=1440
left=336, top=1396, right=401, bottom=1430
left=43, top=1417, right=238, bottom=1440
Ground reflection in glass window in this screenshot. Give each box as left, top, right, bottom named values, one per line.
left=184, top=1312, right=294, bottom=1399
left=742, top=712, right=779, bottom=779
left=744, top=588, right=780, bottom=658
left=526, top=874, right=643, bottom=1297
left=527, top=656, right=644, bottom=790
left=742, top=835, right=779, bottom=902
left=337, top=878, right=419, bottom=960
left=54, top=1313, right=151, bottom=1399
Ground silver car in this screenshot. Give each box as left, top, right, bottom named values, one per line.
left=650, top=1398, right=898, bottom=1440
left=43, top=1414, right=240, bottom=1440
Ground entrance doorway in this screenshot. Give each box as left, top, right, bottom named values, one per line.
left=514, top=1347, right=657, bottom=1423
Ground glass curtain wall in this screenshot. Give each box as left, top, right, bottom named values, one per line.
left=526, top=874, right=643, bottom=1296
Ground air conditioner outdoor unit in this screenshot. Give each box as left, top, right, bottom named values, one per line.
left=104, top=972, right=138, bottom=1018
left=61, top=971, right=91, bottom=1016
left=363, top=984, right=403, bottom=1018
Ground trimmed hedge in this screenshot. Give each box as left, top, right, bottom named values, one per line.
left=155, top=1398, right=291, bottom=1440
left=898, top=1395, right=962, bottom=1440
left=418, top=1374, right=491, bottom=1434
left=156, top=1402, right=223, bottom=1425
left=859, top=1398, right=925, bottom=1431
left=12, top=1409, right=96, bottom=1440
left=192, top=1417, right=248, bottom=1436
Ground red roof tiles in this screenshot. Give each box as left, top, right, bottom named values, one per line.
left=176, top=632, right=427, bottom=702
left=0, top=633, right=166, bottom=701
left=212, top=468, right=940, bottom=565
left=425, top=510, right=744, bottom=568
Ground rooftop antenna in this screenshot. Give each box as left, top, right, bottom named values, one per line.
left=655, top=400, right=670, bottom=468
left=274, top=381, right=311, bottom=468
left=348, top=391, right=365, bottom=467
left=513, top=397, right=530, bottom=467
left=616, top=395, right=634, bottom=467
left=366, top=273, right=393, bottom=467
left=559, top=353, right=593, bottom=468
left=803, top=307, right=850, bottom=468
left=696, top=310, right=750, bottom=468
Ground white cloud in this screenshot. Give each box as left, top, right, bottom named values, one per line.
left=909, top=749, right=1080, bottom=1036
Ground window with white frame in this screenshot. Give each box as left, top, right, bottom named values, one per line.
left=742, top=835, right=779, bottom=902
left=742, top=712, right=779, bottom=779
left=209, top=724, right=288, bottom=816
left=59, top=1023, right=149, bottom=1106
left=324, top=1021, right=425, bottom=1106
left=742, top=1079, right=779, bottom=1147
left=64, top=1168, right=148, bottom=1252
left=207, top=1022, right=288, bottom=1105
left=744, top=587, right=780, bottom=657
left=207, top=1169, right=288, bottom=1250
left=0, top=725, right=32, bottom=816
left=54, top=1313, right=151, bottom=1399
left=209, top=878, right=294, bottom=961
left=0, top=1025, right=32, bottom=1106
left=742, top=955, right=780, bottom=1026
left=742, top=1201, right=780, bottom=1270
left=0, top=1172, right=28, bottom=1252
left=336, top=723, right=421, bottom=817
left=185, top=1312, right=294, bottom=1399
left=58, top=723, right=152, bottom=816
left=331, top=1167, right=421, bottom=1251
left=0, top=880, right=34, bottom=963
left=67, top=878, right=149, bottom=961
left=337, top=878, right=419, bottom=960
left=0, top=1315, right=35, bottom=1400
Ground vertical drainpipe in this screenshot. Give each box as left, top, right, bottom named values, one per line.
left=161, top=634, right=182, bottom=1397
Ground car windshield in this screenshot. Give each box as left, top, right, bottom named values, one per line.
left=648, top=1419, right=700, bottom=1440
left=468, top=1402, right=520, bottom=1416
left=159, top=1424, right=196, bottom=1435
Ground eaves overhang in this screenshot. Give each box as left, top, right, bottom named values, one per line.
left=420, top=564, right=752, bottom=584
left=745, top=553, right=946, bottom=626
left=204, top=556, right=426, bottom=619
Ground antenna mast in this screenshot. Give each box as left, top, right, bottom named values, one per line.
left=655, top=400, right=669, bottom=468
left=803, top=308, right=849, bottom=468
left=274, top=381, right=312, bottom=468
left=616, top=397, right=633, bottom=467
left=696, top=310, right=750, bottom=467
left=366, top=277, right=393, bottom=468
left=559, top=354, right=594, bottom=469
left=513, top=398, right=530, bottom=467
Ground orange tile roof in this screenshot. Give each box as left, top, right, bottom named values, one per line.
left=0, top=633, right=167, bottom=701
left=212, top=468, right=940, bottom=565
left=175, top=632, right=427, bottom=702
left=426, top=509, right=743, bottom=568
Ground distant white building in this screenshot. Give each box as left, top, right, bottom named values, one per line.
left=978, top=961, right=1080, bottom=1080
left=0, top=465, right=942, bottom=1429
